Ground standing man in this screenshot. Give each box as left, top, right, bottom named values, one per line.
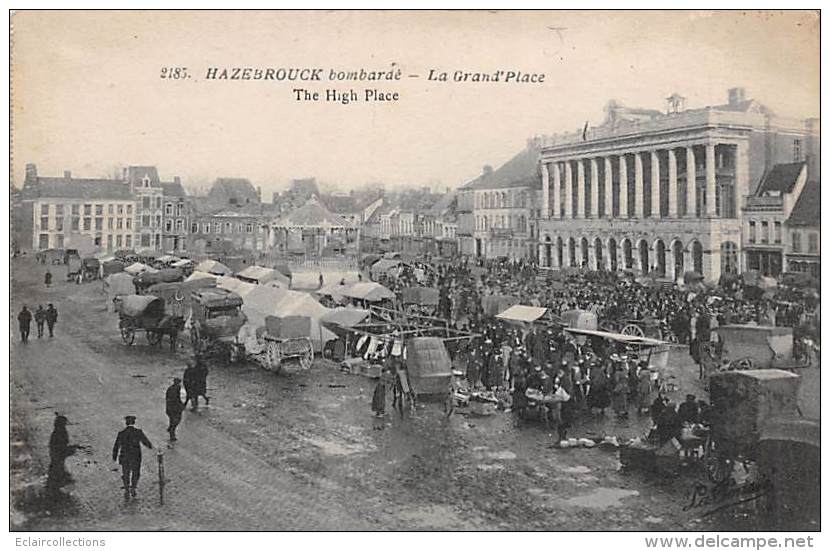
left=45, top=303, right=58, bottom=337
left=46, top=414, right=80, bottom=495
left=165, top=378, right=185, bottom=441
left=34, top=305, right=46, bottom=338
left=112, top=415, right=153, bottom=498
left=17, top=306, right=32, bottom=342
left=44, top=270, right=52, bottom=288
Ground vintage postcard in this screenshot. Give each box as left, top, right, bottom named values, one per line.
left=8, top=9, right=821, bottom=538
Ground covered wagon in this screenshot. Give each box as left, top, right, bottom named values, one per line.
left=115, top=294, right=184, bottom=349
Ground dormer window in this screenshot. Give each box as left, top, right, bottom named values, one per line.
left=142, top=176, right=151, bottom=188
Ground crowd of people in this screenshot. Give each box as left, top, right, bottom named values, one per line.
left=367, top=254, right=819, bottom=444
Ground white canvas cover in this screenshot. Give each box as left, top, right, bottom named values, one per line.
left=104, top=272, right=136, bottom=312
left=237, top=285, right=336, bottom=354
left=496, top=305, right=548, bottom=323
left=341, top=282, right=395, bottom=302
left=185, top=270, right=215, bottom=283
left=194, top=259, right=232, bottom=276
left=215, top=276, right=257, bottom=298
left=236, top=265, right=289, bottom=285
left=124, top=262, right=158, bottom=275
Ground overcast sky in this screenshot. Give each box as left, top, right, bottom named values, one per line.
left=11, top=10, right=819, bottom=195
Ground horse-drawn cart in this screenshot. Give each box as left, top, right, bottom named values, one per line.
left=190, top=288, right=248, bottom=362
left=115, top=294, right=184, bottom=349
left=258, top=315, right=314, bottom=373
left=703, top=369, right=801, bottom=485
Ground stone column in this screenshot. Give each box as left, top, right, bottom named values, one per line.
left=668, top=149, right=678, bottom=218
left=541, top=162, right=550, bottom=220
left=576, top=160, right=586, bottom=219
left=650, top=150, right=661, bottom=218
left=551, top=163, right=561, bottom=219
left=705, top=142, right=717, bottom=217
left=618, top=154, right=628, bottom=218
left=634, top=152, right=644, bottom=217
left=686, top=147, right=697, bottom=218
left=590, top=159, right=599, bottom=218
left=564, top=161, right=573, bottom=219
left=603, top=157, right=613, bottom=218
left=734, top=142, right=749, bottom=219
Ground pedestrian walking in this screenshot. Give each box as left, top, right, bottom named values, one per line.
left=44, top=270, right=52, bottom=288
left=112, top=415, right=153, bottom=499
left=34, top=305, right=46, bottom=338
left=183, top=359, right=210, bottom=411
left=45, top=303, right=58, bottom=337
left=165, top=377, right=185, bottom=441
left=46, top=414, right=81, bottom=495
left=18, top=306, right=32, bottom=342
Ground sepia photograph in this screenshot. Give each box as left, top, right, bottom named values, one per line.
left=7, top=8, right=822, bottom=538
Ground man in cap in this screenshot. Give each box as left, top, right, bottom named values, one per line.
left=17, top=305, right=32, bottom=342
left=112, top=415, right=153, bottom=498
left=165, top=377, right=185, bottom=441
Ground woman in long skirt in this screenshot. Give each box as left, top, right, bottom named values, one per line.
left=612, top=369, right=630, bottom=418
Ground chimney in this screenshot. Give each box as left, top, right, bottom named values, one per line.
left=64, top=170, right=71, bottom=179
left=728, top=87, right=746, bottom=106
left=483, top=165, right=493, bottom=176
left=174, top=176, right=181, bottom=186
left=25, top=163, right=38, bottom=184
left=256, top=186, right=262, bottom=202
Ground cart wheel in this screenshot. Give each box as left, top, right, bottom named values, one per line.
left=146, top=330, right=163, bottom=346
left=621, top=324, right=645, bottom=337
left=267, top=341, right=282, bottom=374
left=120, top=322, right=136, bottom=345
left=299, top=341, right=314, bottom=370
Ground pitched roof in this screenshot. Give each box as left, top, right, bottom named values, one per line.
left=274, top=196, right=353, bottom=228
left=208, top=178, right=259, bottom=203
left=427, top=192, right=457, bottom=216
left=126, top=166, right=161, bottom=187
left=322, top=194, right=358, bottom=213
left=787, top=181, right=820, bottom=227
left=161, top=181, right=186, bottom=197
left=756, top=162, right=806, bottom=195
left=23, top=176, right=133, bottom=200
left=460, top=145, right=540, bottom=191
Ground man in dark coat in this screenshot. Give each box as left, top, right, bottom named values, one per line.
left=47, top=414, right=80, bottom=494
left=17, top=306, right=32, bottom=342
left=184, top=359, right=210, bottom=411
left=165, top=378, right=185, bottom=441
left=112, top=415, right=153, bottom=498
left=45, top=304, right=58, bottom=337
left=34, top=305, right=46, bottom=338
left=678, top=394, right=700, bottom=424
left=655, top=402, right=682, bottom=445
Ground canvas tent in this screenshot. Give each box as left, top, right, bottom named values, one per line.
left=317, top=283, right=350, bottom=303
left=236, top=265, right=290, bottom=286
left=320, top=307, right=371, bottom=329
left=104, top=272, right=136, bottom=312
left=236, top=285, right=337, bottom=354
left=124, top=262, right=158, bottom=276
left=194, top=259, right=233, bottom=276
left=215, top=276, right=257, bottom=298
left=370, top=258, right=402, bottom=279
left=341, top=282, right=395, bottom=302
left=185, top=271, right=217, bottom=283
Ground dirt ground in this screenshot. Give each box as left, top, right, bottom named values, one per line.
left=9, top=256, right=819, bottom=531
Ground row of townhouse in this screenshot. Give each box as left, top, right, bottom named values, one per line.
left=17, top=164, right=192, bottom=253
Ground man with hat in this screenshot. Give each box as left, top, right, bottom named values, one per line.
left=47, top=414, right=81, bottom=494
left=165, top=377, right=185, bottom=441
left=112, top=415, right=153, bottom=498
